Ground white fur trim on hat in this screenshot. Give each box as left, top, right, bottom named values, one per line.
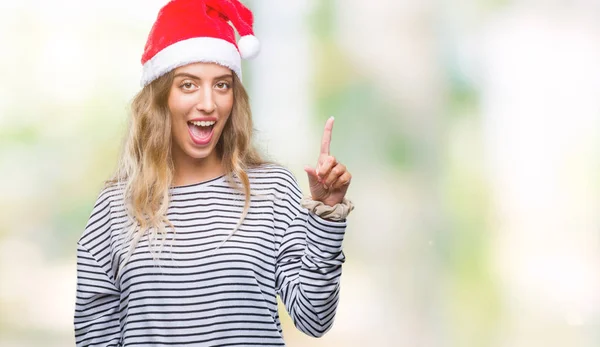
left=140, top=37, right=242, bottom=87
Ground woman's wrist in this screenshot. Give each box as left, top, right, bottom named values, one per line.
left=300, top=196, right=354, bottom=221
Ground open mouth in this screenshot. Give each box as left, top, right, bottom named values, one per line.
left=187, top=120, right=216, bottom=145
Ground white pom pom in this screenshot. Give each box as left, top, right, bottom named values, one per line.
left=238, top=35, right=260, bottom=59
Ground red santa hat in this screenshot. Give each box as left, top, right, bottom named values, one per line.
left=140, top=0, right=260, bottom=87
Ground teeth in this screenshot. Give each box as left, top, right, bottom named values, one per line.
left=190, top=120, right=216, bottom=127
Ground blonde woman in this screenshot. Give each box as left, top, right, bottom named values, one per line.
left=74, top=1, right=354, bottom=346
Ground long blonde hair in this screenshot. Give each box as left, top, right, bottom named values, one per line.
left=108, top=69, right=266, bottom=265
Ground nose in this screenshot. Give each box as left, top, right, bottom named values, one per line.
left=195, top=86, right=216, bottom=114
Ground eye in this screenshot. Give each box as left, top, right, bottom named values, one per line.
left=215, top=82, right=231, bottom=90
left=180, top=81, right=197, bottom=91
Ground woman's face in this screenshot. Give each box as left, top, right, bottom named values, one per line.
left=168, top=62, right=234, bottom=163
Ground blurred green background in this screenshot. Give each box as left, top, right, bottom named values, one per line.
left=1, top=0, right=599, bottom=346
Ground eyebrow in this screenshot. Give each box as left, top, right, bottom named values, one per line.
left=173, top=72, right=233, bottom=81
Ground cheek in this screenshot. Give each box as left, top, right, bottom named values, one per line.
left=217, top=95, right=234, bottom=118
left=167, top=95, right=182, bottom=116
left=168, top=91, right=195, bottom=117
left=167, top=95, right=189, bottom=140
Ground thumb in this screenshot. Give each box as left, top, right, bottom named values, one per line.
left=304, top=166, right=320, bottom=186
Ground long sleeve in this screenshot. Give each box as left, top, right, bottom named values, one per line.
left=74, top=188, right=122, bottom=347
left=274, top=178, right=347, bottom=338
left=74, top=243, right=122, bottom=346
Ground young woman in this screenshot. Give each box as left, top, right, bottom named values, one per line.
left=74, top=1, right=354, bottom=346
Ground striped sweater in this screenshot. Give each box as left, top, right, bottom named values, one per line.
left=74, top=164, right=347, bottom=346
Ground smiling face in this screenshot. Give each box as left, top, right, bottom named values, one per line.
left=168, top=62, right=234, bottom=167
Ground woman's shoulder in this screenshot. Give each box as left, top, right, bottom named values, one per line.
left=245, top=163, right=304, bottom=196
left=78, top=181, right=126, bottom=249
left=96, top=180, right=127, bottom=205
left=86, top=181, right=127, bottom=224
left=247, top=163, right=299, bottom=187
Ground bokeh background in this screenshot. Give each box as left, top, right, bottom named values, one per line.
left=1, top=0, right=599, bottom=346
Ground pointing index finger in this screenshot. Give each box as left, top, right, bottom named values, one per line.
left=320, top=117, right=334, bottom=155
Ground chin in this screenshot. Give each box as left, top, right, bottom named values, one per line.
left=183, top=143, right=216, bottom=160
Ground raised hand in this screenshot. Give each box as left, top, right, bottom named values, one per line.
left=304, top=117, right=352, bottom=207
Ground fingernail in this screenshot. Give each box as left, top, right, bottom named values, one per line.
left=324, top=185, right=329, bottom=190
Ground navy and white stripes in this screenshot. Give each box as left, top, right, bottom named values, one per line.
left=74, top=164, right=347, bottom=346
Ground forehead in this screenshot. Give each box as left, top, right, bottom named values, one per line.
left=173, top=62, right=233, bottom=78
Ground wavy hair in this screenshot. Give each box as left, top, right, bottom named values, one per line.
left=107, top=70, right=267, bottom=267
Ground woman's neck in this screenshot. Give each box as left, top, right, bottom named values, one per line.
left=171, top=150, right=225, bottom=187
